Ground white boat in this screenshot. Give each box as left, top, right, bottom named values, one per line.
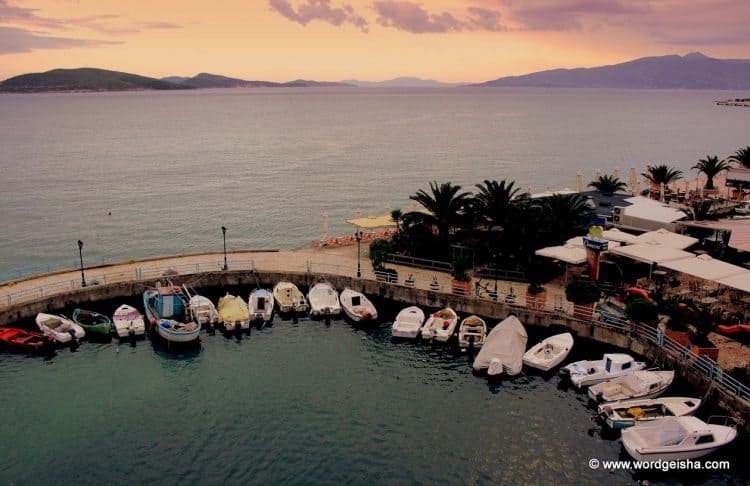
left=143, top=286, right=200, bottom=343
left=458, top=315, right=487, bottom=348
left=308, top=282, right=341, bottom=316
left=249, top=288, right=275, bottom=322
left=340, top=288, right=378, bottom=322
left=622, top=416, right=737, bottom=461
left=588, top=370, right=675, bottom=402
left=155, top=319, right=201, bottom=343
left=35, top=313, right=85, bottom=343
left=217, top=294, right=250, bottom=330
left=598, top=397, right=701, bottom=430
left=473, top=315, right=528, bottom=376
left=112, top=304, right=146, bottom=338
left=391, top=306, right=425, bottom=339
left=522, top=332, right=574, bottom=372
left=560, top=353, right=645, bottom=389
left=421, top=308, right=458, bottom=342
left=273, top=282, right=308, bottom=313
left=187, top=295, right=219, bottom=327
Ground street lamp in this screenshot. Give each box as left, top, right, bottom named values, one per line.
left=77, top=239, right=86, bottom=287
left=221, top=226, right=228, bottom=271
left=355, top=230, right=362, bottom=278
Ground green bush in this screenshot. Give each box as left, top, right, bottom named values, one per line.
left=565, top=279, right=601, bottom=304
left=626, top=297, right=658, bottom=323
left=527, top=282, right=545, bottom=294
left=451, top=254, right=471, bottom=282
left=369, top=239, right=395, bottom=270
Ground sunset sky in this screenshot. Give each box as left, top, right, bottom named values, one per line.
left=1, top=0, right=749, bottom=82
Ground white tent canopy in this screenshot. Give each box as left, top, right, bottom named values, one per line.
left=635, top=228, right=698, bottom=250
left=716, top=273, right=750, bottom=293
left=601, top=228, right=639, bottom=244
left=659, top=254, right=749, bottom=282
left=609, top=242, right=694, bottom=265
left=565, top=237, right=621, bottom=249
left=535, top=244, right=587, bottom=264
left=623, top=196, right=687, bottom=224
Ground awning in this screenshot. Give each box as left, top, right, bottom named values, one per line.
left=635, top=228, right=698, bottom=249
left=565, top=237, right=621, bottom=249
left=601, top=228, right=639, bottom=244
left=535, top=244, right=587, bottom=264
left=609, top=243, right=694, bottom=265
left=623, top=196, right=687, bottom=224
left=680, top=219, right=750, bottom=252
left=345, top=214, right=397, bottom=229
left=716, top=272, right=750, bottom=293
left=659, top=254, right=749, bottom=282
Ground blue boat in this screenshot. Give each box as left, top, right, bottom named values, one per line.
left=143, top=286, right=200, bottom=343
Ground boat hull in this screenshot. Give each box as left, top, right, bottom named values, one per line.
left=155, top=320, right=201, bottom=343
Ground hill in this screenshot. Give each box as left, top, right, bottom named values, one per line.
left=0, top=68, right=187, bottom=93
left=342, top=77, right=459, bottom=88
left=165, top=73, right=353, bottom=88
left=474, top=53, right=750, bottom=90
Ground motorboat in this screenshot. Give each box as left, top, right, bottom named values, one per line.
left=522, top=332, right=574, bottom=372
left=598, top=397, right=701, bottom=430
left=458, top=315, right=487, bottom=348
left=249, top=288, right=275, bottom=322
left=391, top=306, right=425, bottom=339
left=340, top=288, right=378, bottom=322
left=72, top=308, right=112, bottom=339
left=217, top=294, right=250, bottom=331
left=143, top=286, right=200, bottom=343
left=183, top=286, right=218, bottom=327
left=473, top=315, right=528, bottom=376
left=0, top=327, right=54, bottom=353
left=35, top=313, right=85, bottom=344
left=421, top=308, right=458, bottom=342
left=273, top=282, right=308, bottom=314
left=588, top=370, right=675, bottom=402
left=308, top=282, right=341, bottom=316
left=560, top=353, right=645, bottom=389
left=622, top=416, right=737, bottom=461
left=112, top=305, right=146, bottom=338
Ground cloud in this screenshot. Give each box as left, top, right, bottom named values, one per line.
left=502, top=0, right=647, bottom=31
left=0, top=0, right=65, bottom=29
left=0, top=26, right=120, bottom=54
left=269, top=0, right=368, bottom=32
left=373, top=1, right=505, bottom=33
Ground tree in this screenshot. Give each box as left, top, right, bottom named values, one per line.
left=728, top=146, right=750, bottom=169
left=641, top=164, right=684, bottom=186
left=407, top=181, right=472, bottom=251
left=692, top=155, right=730, bottom=190
left=540, top=194, right=595, bottom=245
left=681, top=200, right=718, bottom=221
left=588, top=174, right=628, bottom=195
left=474, top=179, right=521, bottom=231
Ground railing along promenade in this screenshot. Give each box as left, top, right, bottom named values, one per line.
left=1, top=254, right=749, bottom=408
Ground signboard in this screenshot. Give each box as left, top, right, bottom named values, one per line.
left=583, top=236, right=609, bottom=252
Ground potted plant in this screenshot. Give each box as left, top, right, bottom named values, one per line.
left=661, top=299, right=691, bottom=346
left=565, top=278, right=601, bottom=320
left=625, top=297, right=658, bottom=326
left=370, top=239, right=393, bottom=282
left=526, top=282, right=547, bottom=310
left=688, top=311, right=720, bottom=361
left=451, top=255, right=472, bottom=296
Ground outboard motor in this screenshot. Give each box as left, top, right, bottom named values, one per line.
left=68, top=329, right=79, bottom=351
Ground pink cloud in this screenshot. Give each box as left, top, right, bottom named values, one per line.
left=269, top=0, right=368, bottom=32
left=373, top=1, right=504, bottom=33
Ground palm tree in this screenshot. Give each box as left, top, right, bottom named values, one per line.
left=588, top=174, right=628, bottom=195
left=641, top=164, right=684, bottom=186
left=540, top=194, right=595, bottom=245
left=682, top=200, right=718, bottom=221
left=474, top=179, right=521, bottom=230
left=692, top=155, right=730, bottom=190
left=728, top=146, right=750, bottom=169
left=407, top=181, right=472, bottom=247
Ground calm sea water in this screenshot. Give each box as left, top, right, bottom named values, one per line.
left=0, top=88, right=748, bottom=279
left=0, top=292, right=746, bottom=485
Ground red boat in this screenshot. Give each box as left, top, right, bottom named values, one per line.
left=0, top=327, right=54, bottom=352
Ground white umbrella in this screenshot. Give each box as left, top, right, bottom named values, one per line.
left=576, top=172, right=584, bottom=192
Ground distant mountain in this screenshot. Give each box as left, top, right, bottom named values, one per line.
left=474, top=52, right=750, bottom=90
left=343, top=77, right=459, bottom=88
left=0, top=68, right=187, bottom=93
left=164, top=73, right=353, bottom=89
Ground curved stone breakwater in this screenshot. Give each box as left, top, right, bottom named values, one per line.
left=1, top=260, right=749, bottom=433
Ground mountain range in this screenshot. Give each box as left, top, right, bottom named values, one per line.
left=341, top=77, right=460, bottom=88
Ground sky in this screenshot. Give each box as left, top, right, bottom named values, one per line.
left=1, top=0, right=749, bottom=82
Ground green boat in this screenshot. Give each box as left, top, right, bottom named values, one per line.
left=72, top=308, right=112, bottom=338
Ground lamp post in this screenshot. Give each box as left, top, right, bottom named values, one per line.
left=355, top=229, right=362, bottom=278
left=77, top=239, right=86, bottom=287
left=221, top=226, right=228, bottom=271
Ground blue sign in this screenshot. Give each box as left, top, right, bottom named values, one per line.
left=583, top=236, right=609, bottom=252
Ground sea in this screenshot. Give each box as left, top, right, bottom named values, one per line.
left=1, top=88, right=749, bottom=484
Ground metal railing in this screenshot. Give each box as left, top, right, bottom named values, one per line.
left=384, top=254, right=452, bottom=272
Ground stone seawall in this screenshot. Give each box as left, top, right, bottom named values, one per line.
left=2, top=269, right=748, bottom=431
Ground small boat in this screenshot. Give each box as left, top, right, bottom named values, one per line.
left=112, top=305, right=146, bottom=338
left=598, top=397, right=701, bottom=430
left=622, top=416, right=737, bottom=461
left=0, top=327, right=53, bottom=353
left=72, top=308, right=112, bottom=339
left=522, top=332, right=574, bottom=372
left=143, top=286, right=200, bottom=343
left=217, top=294, right=251, bottom=331
left=249, top=288, right=275, bottom=322
left=458, top=315, right=487, bottom=348
left=183, top=286, right=219, bottom=327
left=308, top=282, right=341, bottom=316
left=35, top=313, right=85, bottom=343
left=421, top=308, right=458, bottom=342
left=273, top=282, right=308, bottom=314
left=588, top=370, right=675, bottom=402
left=391, top=306, right=425, bottom=339
left=340, top=288, right=378, bottom=322
left=560, top=353, right=645, bottom=389
left=473, top=315, right=528, bottom=376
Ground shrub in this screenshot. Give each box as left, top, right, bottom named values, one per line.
left=565, top=278, right=601, bottom=304
left=626, top=297, right=658, bottom=323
